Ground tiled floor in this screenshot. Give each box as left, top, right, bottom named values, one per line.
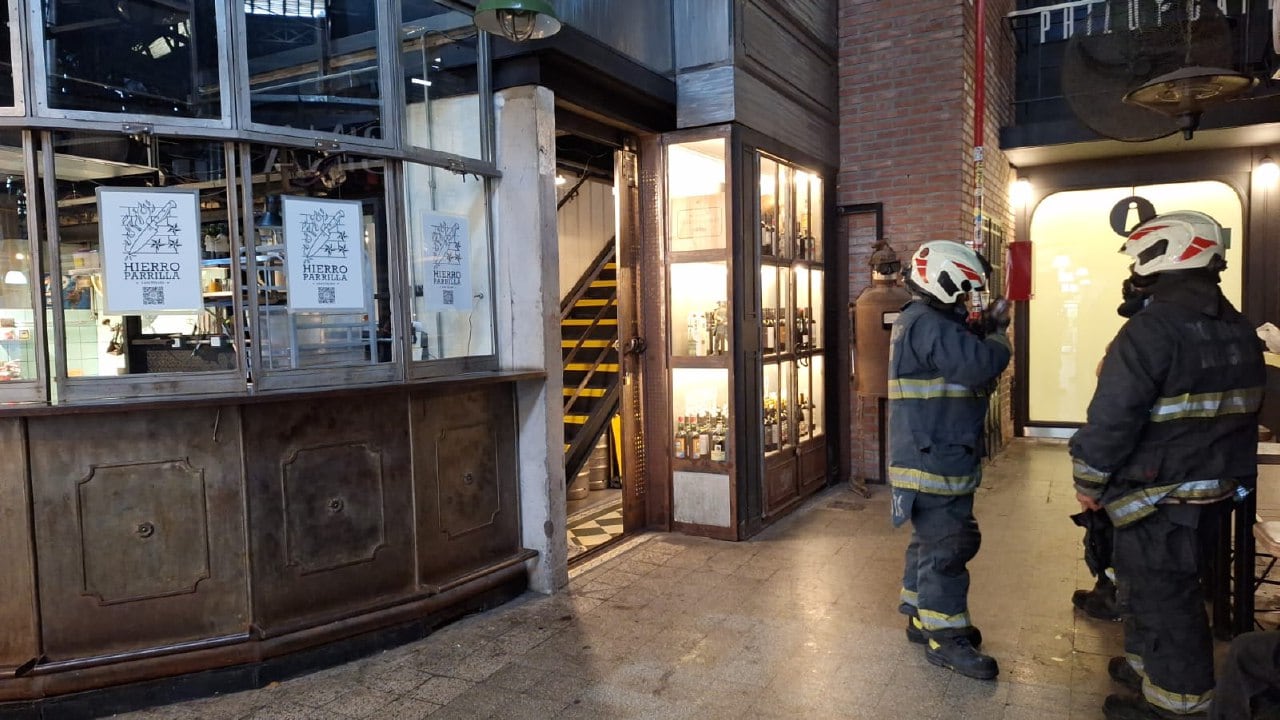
left=567, top=504, right=625, bottom=560
left=116, top=440, right=1213, bottom=719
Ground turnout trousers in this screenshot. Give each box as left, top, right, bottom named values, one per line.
left=1113, top=504, right=1215, bottom=715
left=897, top=491, right=981, bottom=636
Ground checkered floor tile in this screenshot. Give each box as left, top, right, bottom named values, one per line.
left=567, top=506, right=624, bottom=560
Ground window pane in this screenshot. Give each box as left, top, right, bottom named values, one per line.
left=0, top=133, right=34, bottom=380
left=668, top=139, right=726, bottom=252
left=402, top=4, right=482, bottom=157
left=249, top=144, right=391, bottom=370
left=246, top=1, right=382, bottom=138
left=49, top=133, right=235, bottom=376
left=0, top=4, right=13, bottom=107
left=42, top=1, right=220, bottom=118
left=404, top=163, right=492, bottom=360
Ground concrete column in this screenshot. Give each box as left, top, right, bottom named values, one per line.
left=493, top=86, right=567, bottom=594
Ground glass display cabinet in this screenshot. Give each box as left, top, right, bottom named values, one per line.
left=658, top=127, right=832, bottom=539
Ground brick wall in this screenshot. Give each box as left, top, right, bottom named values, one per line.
left=838, top=0, right=1017, bottom=482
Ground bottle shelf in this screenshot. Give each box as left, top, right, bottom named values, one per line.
left=670, top=355, right=729, bottom=369
left=671, top=456, right=732, bottom=473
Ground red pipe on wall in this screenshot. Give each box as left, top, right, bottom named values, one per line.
left=974, top=0, right=986, bottom=149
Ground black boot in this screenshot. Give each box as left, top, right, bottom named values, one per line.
left=1103, top=693, right=1205, bottom=719
left=1073, top=578, right=1122, bottom=622
left=906, top=615, right=983, bottom=647
left=925, top=635, right=998, bottom=680
left=1107, top=656, right=1143, bottom=693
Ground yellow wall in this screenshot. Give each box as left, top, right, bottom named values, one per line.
left=1028, top=181, right=1244, bottom=425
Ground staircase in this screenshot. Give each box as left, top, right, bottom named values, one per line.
left=561, top=241, right=620, bottom=485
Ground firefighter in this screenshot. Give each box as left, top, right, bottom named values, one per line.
left=1070, top=211, right=1265, bottom=719
left=1072, top=277, right=1150, bottom=623
left=889, top=240, right=1011, bottom=680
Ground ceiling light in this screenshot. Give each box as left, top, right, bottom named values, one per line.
left=4, top=270, right=26, bottom=285
left=14, top=252, right=23, bottom=261
left=1123, top=66, right=1257, bottom=140
left=473, top=0, right=561, bottom=42
left=555, top=175, right=566, bottom=186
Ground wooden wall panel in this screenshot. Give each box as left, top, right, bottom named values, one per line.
left=243, top=396, right=414, bottom=632
left=412, top=385, right=521, bottom=586
left=29, top=408, right=248, bottom=660
left=0, top=418, right=37, bottom=669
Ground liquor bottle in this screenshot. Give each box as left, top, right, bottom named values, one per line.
left=780, top=398, right=790, bottom=446
left=689, top=415, right=703, bottom=460
left=777, top=313, right=788, bottom=354
left=698, top=412, right=711, bottom=459
left=711, top=301, right=729, bottom=355
left=797, top=394, right=809, bottom=436
left=674, top=416, right=687, bottom=459
left=764, top=309, right=776, bottom=354
left=760, top=219, right=773, bottom=256
left=710, top=420, right=727, bottom=463
left=764, top=397, right=779, bottom=452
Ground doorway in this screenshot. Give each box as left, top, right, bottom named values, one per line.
left=555, top=113, right=645, bottom=561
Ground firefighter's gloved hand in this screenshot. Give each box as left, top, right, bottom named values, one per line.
left=981, top=298, right=1010, bottom=335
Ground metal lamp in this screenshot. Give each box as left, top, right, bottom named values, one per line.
left=473, top=0, right=561, bottom=42
left=1123, top=66, right=1256, bottom=140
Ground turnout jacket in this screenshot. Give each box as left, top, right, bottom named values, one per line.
left=1070, top=276, right=1265, bottom=528
left=887, top=300, right=1012, bottom=495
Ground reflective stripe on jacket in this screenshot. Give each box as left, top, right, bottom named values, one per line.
left=1068, top=276, right=1265, bottom=528
left=887, top=300, right=1012, bottom=496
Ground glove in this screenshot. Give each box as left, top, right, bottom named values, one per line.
left=1258, top=322, right=1280, bottom=354
left=1117, top=277, right=1146, bottom=318
left=981, top=298, right=1010, bottom=335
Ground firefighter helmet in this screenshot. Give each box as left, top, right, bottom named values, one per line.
left=904, top=241, right=989, bottom=305
left=1121, top=211, right=1226, bottom=277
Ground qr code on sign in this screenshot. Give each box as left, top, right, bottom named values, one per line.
left=142, top=286, right=165, bottom=306
left=442, top=290, right=454, bottom=306
left=318, top=287, right=335, bottom=305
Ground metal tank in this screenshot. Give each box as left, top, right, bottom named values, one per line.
left=854, top=242, right=912, bottom=399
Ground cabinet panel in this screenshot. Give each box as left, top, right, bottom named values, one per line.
left=244, top=396, right=413, bottom=631
left=30, top=408, right=248, bottom=660
left=413, top=385, right=520, bottom=586
left=282, top=443, right=386, bottom=575
left=763, top=454, right=797, bottom=515
left=79, top=460, right=211, bottom=605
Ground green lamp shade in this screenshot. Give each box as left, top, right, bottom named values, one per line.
left=474, top=0, right=561, bottom=42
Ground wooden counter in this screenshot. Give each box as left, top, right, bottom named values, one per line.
left=0, top=373, right=541, bottom=711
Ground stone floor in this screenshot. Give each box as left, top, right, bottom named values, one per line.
left=116, top=440, right=1201, bottom=719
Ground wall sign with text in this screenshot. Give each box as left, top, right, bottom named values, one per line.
left=283, top=196, right=367, bottom=313
left=422, top=211, right=471, bottom=311
left=98, top=188, right=202, bottom=314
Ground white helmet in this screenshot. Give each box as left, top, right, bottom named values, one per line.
left=906, top=241, right=989, bottom=305
left=1122, top=211, right=1226, bottom=277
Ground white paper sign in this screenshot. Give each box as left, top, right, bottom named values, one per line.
left=422, top=211, right=471, bottom=311
left=98, top=188, right=202, bottom=314
left=283, top=196, right=367, bottom=313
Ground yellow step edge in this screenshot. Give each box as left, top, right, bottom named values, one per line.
left=565, top=415, right=589, bottom=424
left=563, top=388, right=606, bottom=397
left=565, top=363, right=619, bottom=372
left=589, top=280, right=617, bottom=288
left=575, top=298, right=617, bottom=307
left=561, top=318, right=618, bottom=326
left=562, top=339, right=611, bottom=348
left=604, top=263, right=617, bottom=270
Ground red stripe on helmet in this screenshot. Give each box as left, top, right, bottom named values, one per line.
left=954, top=262, right=983, bottom=283
left=915, top=257, right=929, bottom=280
left=1176, top=236, right=1217, bottom=262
